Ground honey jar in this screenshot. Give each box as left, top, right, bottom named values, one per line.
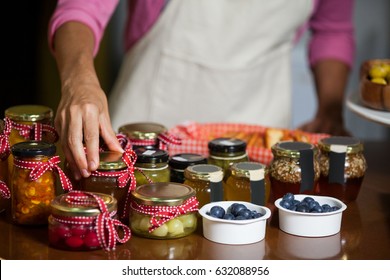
left=169, top=153, right=207, bottom=183
left=49, top=191, right=131, bottom=251
left=268, top=141, right=320, bottom=202
left=118, top=122, right=168, bottom=150
left=317, top=136, right=367, bottom=203
left=225, top=161, right=269, bottom=206
left=183, top=164, right=224, bottom=208
left=129, top=182, right=199, bottom=239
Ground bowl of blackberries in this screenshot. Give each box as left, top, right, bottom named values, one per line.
left=198, top=201, right=271, bottom=245
left=275, top=193, right=347, bottom=237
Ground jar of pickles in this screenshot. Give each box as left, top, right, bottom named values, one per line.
left=183, top=164, right=224, bottom=208
left=169, top=153, right=207, bottom=183
left=208, top=137, right=249, bottom=181
left=49, top=191, right=131, bottom=251
left=118, top=122, right=168, bottom=150
left=129, top=182, right=199, bottom=239
left=225, top=162, right=269, bottom=206
left=317, top=136, right=367, bottom=203
left=268, top=141, right=320, bottom=202
left=134, top=147, right=170, bottom=186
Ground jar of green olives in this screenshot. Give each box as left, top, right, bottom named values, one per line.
left=169, top=153, right=207, bottom=183
left=129, top=182, right=199, bottom=239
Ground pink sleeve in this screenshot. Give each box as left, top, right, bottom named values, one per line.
left=308, top=0, right=355, bottom=68
left=48, top=0, right=119, bottom=56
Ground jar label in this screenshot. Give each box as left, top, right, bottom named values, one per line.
left=299, top=149, right=315, bottom=192
left=250, top=179, right=265, bottom=206
left=210, top=182, right=223, bottom=202
left=329, top=151, right=346, bottom=184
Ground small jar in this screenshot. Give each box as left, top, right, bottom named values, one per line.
left=129, top=182, right=198, bottom=239
left=49, top=191, right=130, bottom=251
left=183, top=164, right=224, bottom=208
left=268, top=141, right=320, bottom=202
left=134, top=147, right=170, bottom=186
left=225, top=162, right=270, bottom=206
left=118, top=122, right=168, bottom=150
left=169, top=153, right=207, bottom=183
left=10, top=141, right=57, bottom=225
left=208, top=137, right=249, bottom=181
left=317, top=136, right=367, bottom=203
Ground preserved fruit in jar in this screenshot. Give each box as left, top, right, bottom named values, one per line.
left=268, top=141, right=320, bottom=202
left=134, top=148, right=170, bottom=186
left=118, top=122, right=168, bottom=150
left=183, top=164, right=224, bottom=208
left=49, top=191, right=130, bottom=251
left=169, top=153, right=207, bottom=183
left=129, top=182, right=199, bottom=239
left=0, top=119, right=10, bottom=213
left=225, top=162, right=269, bottom=206
left=318, top=136, right=367, bottom=203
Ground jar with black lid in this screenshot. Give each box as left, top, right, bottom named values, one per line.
left=317, top=136, right=367, bottom=203
left=169, top=153, right=207, bottom=183
left=118, top=122, right=167, bottom=150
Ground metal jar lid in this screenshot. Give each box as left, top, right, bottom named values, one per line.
left=230, top=161, right=266, bottom=180
left=11, top=141, right=56, bottom=157
left=271, top=141, right=317, bottom=158
left=169, top=153, right=207, bottom=170
left=118, top=122, right=167, bottom=140
left=5, top=105, right=53, bottom=122
left=208, top=137, right=247, bottom=155
left=318, top=136, right=363, bottom=154
left=184, top=164, right=224, bottom=183
left=130, top=182, right=196, bottom=206
left=135, top=147, right=169, bottom=164
left=98, top=151, right=126, bottom=170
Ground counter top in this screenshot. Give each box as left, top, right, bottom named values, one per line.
left=1, top=141, right=389, bottom=260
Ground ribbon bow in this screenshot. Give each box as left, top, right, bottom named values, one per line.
left=0, top=118, right=12, bottom=160
left=14, top=155, right=73, bottom=191
left=127, top=132, right=181, bottom=151
left=10, top=118, right=59, bottom=142
left=0, top=180, right=10, bottom=199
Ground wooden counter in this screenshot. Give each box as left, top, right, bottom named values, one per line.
left=1, top=141, right=389, bottom=260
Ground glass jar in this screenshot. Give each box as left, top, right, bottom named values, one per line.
left=208, top=137, right=249, bottom=181
left=317, top=136, right=367, bottom=203
left=118, top=122, right=168, bottom=150
left=268, top=141, right=320, bottom=202
left=169, top=153, right=207, bottom=183
left=129, top=182, right=198, bottom=239
left=0, top=119, right=10, bottom=213
left=183, top=164, right=224, bottom=208
left=49, top=191, right=130, bottom=251
left=134, top=147, right=170, bottom=186
left=10, top=141, right=57, bottom=225
left=225, top=161, right=270, bottom=206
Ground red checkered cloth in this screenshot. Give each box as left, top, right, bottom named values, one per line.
left=168, top=122, right=329, bottom=165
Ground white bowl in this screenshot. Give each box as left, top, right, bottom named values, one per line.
left=198, top=201, right=271, bottom=245
left=275, top=194, right=347, bottom=237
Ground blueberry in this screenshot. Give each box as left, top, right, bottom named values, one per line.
left=331, top=206, right=340, bottom=212
left=308, top=200, right=320, bottom=211
left=279, top=199, right=292, bottom=209
left=237, top=209, right=252, bottom=219
left=310, top=205, right=324, bottom=213
left=229, top=203, right=247, bottom=216
left=209, top=205, right=225, bottom=218
left=235, top=216, right=246, bottom=220
left=282, top=193, right=294, bottom=202
left=302, top=196, right=315, bottom=204
left=292, top=200, right=300, bottom=206
left=251, top=210, right=263, bottom=219
left=322, top=204, right=332, bottom=212
left=223, top=213, right=235, bottom=220
left=296, top=204, right=310, bottom=212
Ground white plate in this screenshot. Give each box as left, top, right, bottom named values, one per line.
left=346, top=92, right=390, bottom=126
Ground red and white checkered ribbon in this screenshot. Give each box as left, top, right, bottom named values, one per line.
left=0, top=118, right=12, bottom=160
left=99, top=133, right=132, bottom=152
left=9, top=118, right=59, bottom=142
left=130, top=196, right=199, bottom=233
left=13, top=155, right=73, bottom=191
left=128, top=132, right=182, bottom=151
left=0, top=180, right=10, bottom=199
left=53, top=191, right=131, bottom=251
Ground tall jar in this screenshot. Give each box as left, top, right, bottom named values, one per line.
left=183, top=164, right=224, bottom=208
left=134, top=147, right=170, bottom=186
left=225, top=162, right=270, bottom=206
left=317, top=136, right=367, bottom=203
left=49, top=191, right=130, bottom=251
left=10, top=141, right=58, bottom=225
left=118, top=122, right=168, bottom=150
left=129, top=182, right=199, bottom=239
left=208, top=137, right=248, bottom=181
left=268, top=141, right=320, bottom=202
left=0, top=119, right=10, bottom=213
left=169, top=153, right=207, bottom=183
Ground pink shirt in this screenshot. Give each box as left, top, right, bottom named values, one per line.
left=48, top=0, right=355, bottom=68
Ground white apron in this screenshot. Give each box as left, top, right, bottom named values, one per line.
left=109, top=0, right=312, bottom=130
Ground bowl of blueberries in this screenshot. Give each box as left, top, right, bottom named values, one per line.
left=275, top=193, right=347, bottom=237
left=198, top=201, right=271, bottom=245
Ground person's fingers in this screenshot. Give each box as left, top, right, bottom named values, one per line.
left=100, top=115, right=124, bottom=153
left=82, top=105, right=100, bottom=173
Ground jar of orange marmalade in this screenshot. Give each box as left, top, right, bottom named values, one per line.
left=10, top=141, right=58, bottom=225
left=317, top=136, right=367, bottom=203
left=118, top=122, right=168, bottom=150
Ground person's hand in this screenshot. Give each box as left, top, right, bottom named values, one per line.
left=298, top=112, right=351, bottom=136
left=55, top=78, right=123, bottom=181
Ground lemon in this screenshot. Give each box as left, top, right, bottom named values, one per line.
left=371, top=77, right=387, bottom=85
left=369, top=65, right=388, bottom=79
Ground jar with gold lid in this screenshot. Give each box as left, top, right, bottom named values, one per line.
left=49, top=191, right=130, bottom=251
left=225, top=161, right=270, bottom=206
left=317, top=136, right=367, bottom=203
left=268, top=141, right=320, bottom=202
left=118, top=122, right=168, bottom=150
left=183, top=164, right=224, bottom=208
left=129, top=182, right=199, bottom=239
left=169, top=153, right=207, bottom=183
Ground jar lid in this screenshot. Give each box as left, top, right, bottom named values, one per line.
left=208, top=137, right=247, bottom=154
left=5, top=104, right=53, bottom=122
left=118, top=122, right=167, bottom=140
left=168, top=153, right=207, bottom=170
left=131, top=182, right=195, bottom=206
left=271, top=141, right=317, bottom=158
left=230, top=161, right=266, bottom=180
left=184, top=164, right=224, bottom=183
left=135, top=147, right=169, bottom=164
left=98, top=151, right=126, bottom=170
left=11, top=141, right=56, bottom=157
left=318, top=136, right=363, bottom=153
left=50, top=192, right=117, bottom=217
